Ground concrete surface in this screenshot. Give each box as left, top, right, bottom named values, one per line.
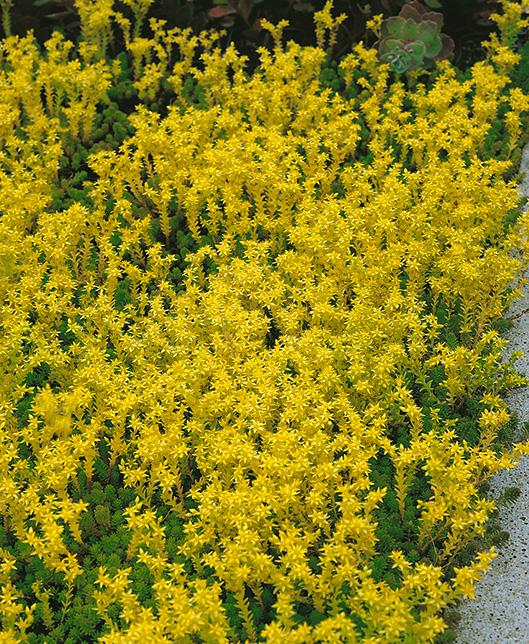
left=455, top=144, right=529, bottom=643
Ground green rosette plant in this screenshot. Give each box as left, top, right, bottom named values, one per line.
left=378, top=0, right=455, bottom=72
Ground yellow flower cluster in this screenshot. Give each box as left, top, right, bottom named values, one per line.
left=1, top=0, right=529, bottom=641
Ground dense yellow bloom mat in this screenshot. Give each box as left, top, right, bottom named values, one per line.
left=2, top=1, right=529, bottom=641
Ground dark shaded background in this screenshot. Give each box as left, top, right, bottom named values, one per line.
left=9, top=0, right=501, bottom=69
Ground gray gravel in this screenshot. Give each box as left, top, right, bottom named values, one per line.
left=455, top=144, right=529, bottom=643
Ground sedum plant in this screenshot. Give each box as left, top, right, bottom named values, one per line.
left=378, top=0, right=455, bottom=72
left=0, top=0, right=528, bottom=642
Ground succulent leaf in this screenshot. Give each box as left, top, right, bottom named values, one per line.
left=392, top=56, right=411, bottom=74
left=381, top=48, right=412, bottom=74
left=399, top=4, right=423, bottom=22
left=401, top=18, right=418, bottom=41
left=405, top=0, right=429, bottom=15
left=423, top=10, right=444, bottom=29
left=416, top=18, right=440, bottom=39
left=405, top=40, right=427, bottom=67
left=382, top=16, right=408, bottom=40
left=416, top=20, right=442, bottom=57
left=438, top=33, right=455, bottom=59
left=379, top=38, right=426, bottom=73
left=379, top=37, right=404, bottom=57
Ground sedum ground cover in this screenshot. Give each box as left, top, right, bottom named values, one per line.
left=3, top=1, right=529, bottom=641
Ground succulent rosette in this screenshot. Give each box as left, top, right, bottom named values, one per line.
left=377, top=1, right=455, bottom=72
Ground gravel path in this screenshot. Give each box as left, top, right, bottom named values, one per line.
left=455, top=144, right=529, bottom=643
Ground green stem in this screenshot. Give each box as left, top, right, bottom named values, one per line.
left=1, top=2, right=11, bottom=38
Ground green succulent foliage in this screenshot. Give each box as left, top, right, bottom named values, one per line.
left=378, top=1, right=455, bottom=73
